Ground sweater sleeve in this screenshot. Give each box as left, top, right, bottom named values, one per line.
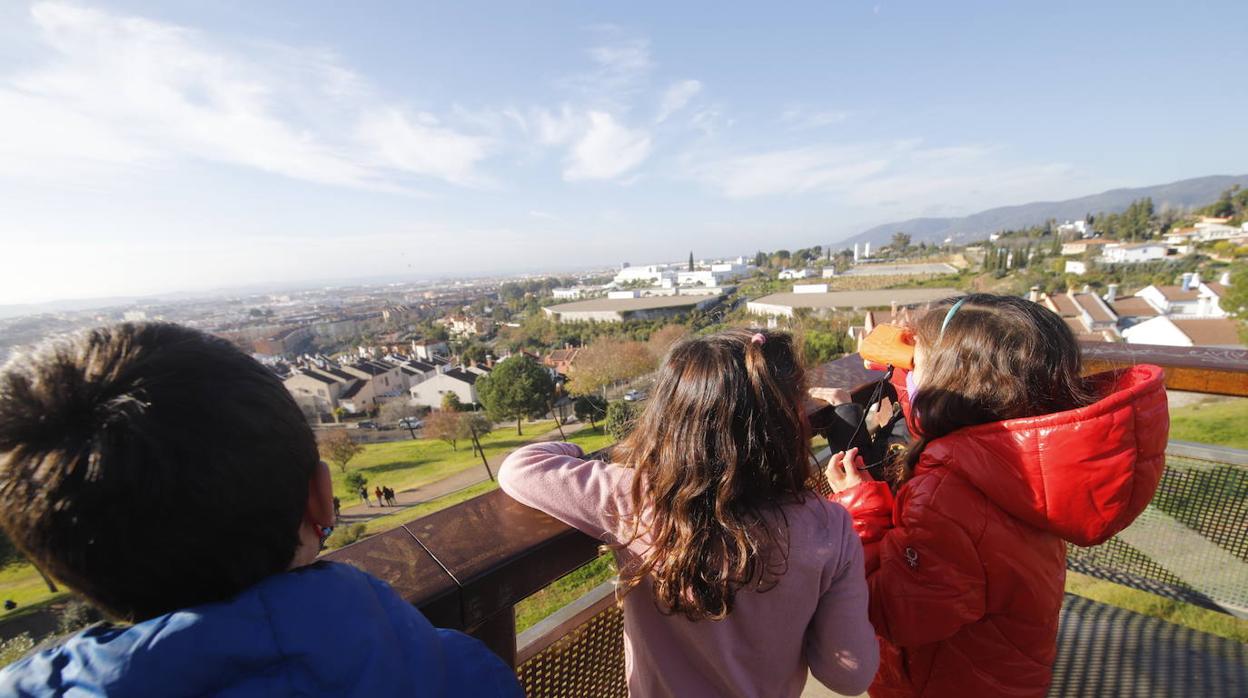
left=497, top=441, right=635, bottom=544
left=804, top=505, right=881, bottom=696
left=862, top=476, right=987, bottom=647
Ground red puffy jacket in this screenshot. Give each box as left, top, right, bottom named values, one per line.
left=831, top=365, right=1168, bottom=697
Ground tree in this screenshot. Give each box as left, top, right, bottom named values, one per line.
left=803, top=329, right=852, bottom=366
left=476, top=356, right=556, bottom=435
left=605, top=400, right=640, bottom=441
left=319, top=430, right=364, bottom=473
left=566, top=338, right=656, bottom=396
left=688, top=251, right=695, bottom=272
left=462, top=412, right=496, bottom=479
left=574, top=395, right=608, bottom=429
left=345, top=471, right=368, bottom=492
left=425, top=409, right=467, bottom=450
left=754, top=250, right=766, bottom=267
left=1223, top=263, right=1248, bottom=320
left=891, top=232, right=912, bottom=251
left=441, top=392, right=464, bottom=412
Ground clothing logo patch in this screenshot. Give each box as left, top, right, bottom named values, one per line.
left=904, top=547, right=919, bottom=569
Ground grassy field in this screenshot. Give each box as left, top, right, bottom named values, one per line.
left=1168, top=398, right=1248, bottom=449
left=516, top=554, right=616, bottom=633
left=0, top=563, right=66, bottom=618
left=329, top=419, right=556, bottom=499
left=1065, top=571, right=1248, bottom=642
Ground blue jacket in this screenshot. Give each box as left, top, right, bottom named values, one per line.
left=0, top=562, right=523, bottom=697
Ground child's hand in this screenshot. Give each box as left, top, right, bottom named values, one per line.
left=826, top=447, right=866, bottom=493
left=867, top=396, right=894, bottom=434
left=809, top=387, right=853, bottom=406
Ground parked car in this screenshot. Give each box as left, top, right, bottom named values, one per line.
left=356, top=420, right=381, bottom=430
left=623, top=390, right=646, bottom=402
left=397, top=417, right=424, bottom=429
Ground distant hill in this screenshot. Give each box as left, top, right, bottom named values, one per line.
left=841, top=174, right=1248, bottom=248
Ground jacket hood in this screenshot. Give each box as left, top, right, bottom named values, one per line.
left=920, top=365, right=1168, bottom=546
left=0, top=562, right=520, bottom=697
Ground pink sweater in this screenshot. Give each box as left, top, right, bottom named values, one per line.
left=499, top=442, right=878, bottom=698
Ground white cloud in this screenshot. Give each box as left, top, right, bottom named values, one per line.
left=3, top=2, right=490, bottom=190
left=780, top=107, right=849, bottom=130
left=688, top=140, right=1079, bottom=213
left=655, top=79, right=702, bottom=123
left=564, top=111, right=652, bottom=181
left=357, top=108, right=491, bottom=187
left=690, top=145, right=890, bottom=198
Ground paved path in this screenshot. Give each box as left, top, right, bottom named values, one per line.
left=336, top=421, right=589, bottom=525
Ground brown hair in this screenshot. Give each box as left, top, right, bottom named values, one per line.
left=899, top=293, right=1096, bottom=480
left=0, top=323, right=318, bottom=621
left=612, top=328, right=812, bottom=621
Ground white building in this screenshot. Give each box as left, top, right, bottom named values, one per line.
left=1100, top=243, right=1171, bottom=264
left=778, top=268, right=813, bottom=280
left=747, top=288, right=962, bottom=318
left=613, top=264, right=676, bottom=286
left=1057, top=220, right=1091, bottom=237
left=552, top=287, right=584, bottom=300
left=408, top=368, right=484, bottom=408
left=411, top=339, right=449, bottom=361
left=1065, top=261, right=1088, bottom=275
left=1134, top=273, right=1227, bottom=318
left=1122, top=316, right=1243, bottom=348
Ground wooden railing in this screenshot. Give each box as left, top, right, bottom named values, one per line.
left=323, top=341, right=1248, bottom=664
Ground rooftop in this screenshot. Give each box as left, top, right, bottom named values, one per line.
left=544, top=294, right=719, bottom=313
left=1111, top=297, right=1160, bottom=317
left=840, top=262, right=959, bottom=277
left=1171, top=318, right=1244, bottom=347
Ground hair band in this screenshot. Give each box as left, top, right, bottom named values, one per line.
left=939, top=298, right=967, bottom=338
left=750, top=333, right=766, bottom=345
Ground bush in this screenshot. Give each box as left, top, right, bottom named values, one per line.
left=57, top=597, right=103, bottom=634
left=605, top=401, right=639, bottom=442
left=0, top=633, right=34, bottom=668
left=325, top=524, right=367, bottom=550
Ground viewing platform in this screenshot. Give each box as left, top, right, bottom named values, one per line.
left=325, top=342, right=1248, bottom=697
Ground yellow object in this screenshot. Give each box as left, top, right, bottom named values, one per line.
left=859, top=324, right=915, bottom=370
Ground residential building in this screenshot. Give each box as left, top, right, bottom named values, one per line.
left=1194, top=217, right=1244, bottom=241
left=283, top=370, right=350, bottom=416
left=552, top=287, right=586, bottom=300
left=1039, top=289, right=1118, bottom=342
left=543, top=346, right=581, bottom=375
left=1100, top=243, right=1172, bottom=264
left=1134, top=273, right=1226, bottom=317
left=448, top=315, right=494, bottom=338
left=1065, top=261, right=1088, bottom=275
left=411, top=339, right=449, bottom=361
left=1056, top=220, right=1091, bottom=237
left=1122, top=316, right=1244, bottom=348
left=409, top=367, right=485, bottom=408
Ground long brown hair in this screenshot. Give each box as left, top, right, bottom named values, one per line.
left=612, top=328, right=812, bottom=621
left=899, top=293, right=1096, bottom=481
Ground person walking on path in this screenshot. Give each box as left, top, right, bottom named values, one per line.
left=374, top=486, right=385, bottom=507
left=358, top=486, right=370, bottom=507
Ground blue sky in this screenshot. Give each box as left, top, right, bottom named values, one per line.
left=1, top=1, right=1245, bottom=304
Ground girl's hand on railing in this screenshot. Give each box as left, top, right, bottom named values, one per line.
left=826, top=447, right=867, bottom=493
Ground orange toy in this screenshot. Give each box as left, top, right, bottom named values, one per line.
left=859, top=324, right=915, bottom=370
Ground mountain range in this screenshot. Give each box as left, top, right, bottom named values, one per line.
left=841, top=174, right=1248, bottom=248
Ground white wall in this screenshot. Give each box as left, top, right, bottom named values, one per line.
left=409, top=373, right=479, bottom=408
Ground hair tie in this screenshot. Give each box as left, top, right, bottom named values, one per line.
left=750, top=333, right=766, bottom=345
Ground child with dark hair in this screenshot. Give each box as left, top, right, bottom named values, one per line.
left=815, top=294, right=1167, bottom=697
left=0, top=323, right=521, bottom=697
left=499, top=328, right=878, bottom=698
